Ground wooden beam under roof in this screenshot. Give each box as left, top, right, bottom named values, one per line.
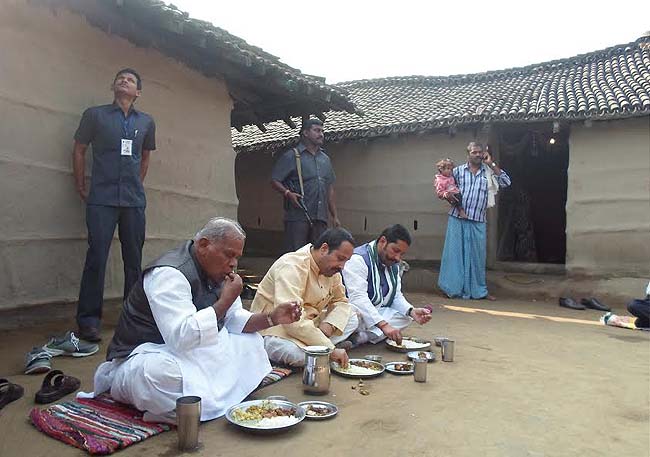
left=283, top=117, right=297, bottom=129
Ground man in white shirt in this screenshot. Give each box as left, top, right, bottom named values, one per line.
left=342, top=224, right=432, bottom=346
left=92, top=217, right=301, bottom=423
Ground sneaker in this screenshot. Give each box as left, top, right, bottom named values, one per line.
left=43, top=331, right=99, bottom=357
left=24, top=347, right=52, bottom=375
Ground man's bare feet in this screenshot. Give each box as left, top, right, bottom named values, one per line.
left=484, top=294, right=496, bottom=301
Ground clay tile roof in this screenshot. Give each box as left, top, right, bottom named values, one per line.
left=233, top=35, right=650, bottom=152
left=60, top=0, right=357, bottom=128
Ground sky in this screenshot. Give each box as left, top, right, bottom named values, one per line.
left=170, top=0, right=649, bottom=84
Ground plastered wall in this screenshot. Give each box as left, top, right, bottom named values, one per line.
left=236, top=131, right=482, bottom=260
left=239, top=117, right=650, bottom=278
left=0, top=1, right=236, bottom=309
left=566, top=116, right=650, bottom=277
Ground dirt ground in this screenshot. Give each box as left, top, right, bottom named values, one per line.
left=0, top=294, right=648, bottom=457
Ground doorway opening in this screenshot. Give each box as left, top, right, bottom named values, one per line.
left=496, top=123, right=569, bottom=264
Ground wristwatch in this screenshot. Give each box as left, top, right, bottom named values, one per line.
left=490, top=162, right=497, bottom=168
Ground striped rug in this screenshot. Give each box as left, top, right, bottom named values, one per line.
left=29, top=394, right=172, bottom=455
left=29, top=367, right=292, bottom=454
left=255, top=366, right=293, bottom=391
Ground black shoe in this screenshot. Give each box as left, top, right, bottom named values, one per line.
left=559, top=297, right=585, bottom=310
left=581, top=298, right=611, bottom=312
left=78, top=326, right=102, bottom=343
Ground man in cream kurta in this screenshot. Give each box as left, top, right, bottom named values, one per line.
left=89, top=218, right=301, bottom=423
left=250, top=228, right=358, bottom=367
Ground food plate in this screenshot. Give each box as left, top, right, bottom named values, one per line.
left=407, top=351, right=436, bottom=362
left=297, top=401, right=338, bottom=420
left=385, top=337, right=431, bottom=352
left=384, top=361, right=415, bottom=375
left=225, top=399, right=306, bottom=433
left=331, top=358, right=385, bottom=378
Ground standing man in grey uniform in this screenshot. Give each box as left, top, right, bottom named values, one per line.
left=72, top=68, right=156, bottom=342
left=271, top=119, right=340, bottom=252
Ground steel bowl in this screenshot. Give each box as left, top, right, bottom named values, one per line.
left=407, top=351, right=436, bottom=362
left=363, top=354, right=382, bottom=363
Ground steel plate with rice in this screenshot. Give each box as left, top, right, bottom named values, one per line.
left=331, top=358, right=385, bottom=378
left=225, top=399, right=306, bottom=433
left=385, top=337, right=431, bottom=352
left=297, top=401, right=338, bottom=420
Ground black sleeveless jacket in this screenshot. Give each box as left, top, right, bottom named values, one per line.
left=106, top=240, right=220, bottom=360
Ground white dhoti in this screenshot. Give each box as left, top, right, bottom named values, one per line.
left=93, top=330, right=270, bottom=423
left=353, top=306, right=412, bottom=344
left=264, top=312, right=359, bottom=366
left=91, top=266, right=271, bottom=423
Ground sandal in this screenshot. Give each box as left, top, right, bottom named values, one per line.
left=0, top=378, right=25, bottom=410
left=34, top=370, right=81, bottom=404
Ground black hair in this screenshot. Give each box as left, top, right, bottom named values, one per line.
left=379, top=224, right=411, bottom=246
left=114, top=68, right=142, bottom=90
left=300, top=118, right=324, bottom=135
left=314, top=227, right=355, bottom=252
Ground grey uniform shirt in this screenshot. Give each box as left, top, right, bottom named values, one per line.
left=271, top=142, right=336, bottom=223
left=74, top=103, right=156, bottom=207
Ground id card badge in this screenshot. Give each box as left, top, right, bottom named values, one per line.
left=121, top=139, right=133, bottom=156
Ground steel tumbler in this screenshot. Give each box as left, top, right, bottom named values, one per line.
left=441, top=339, right=455, bottom=362
left=176, top=396, right=201, bottom=451
left=413, top=358, right=427, bottom=382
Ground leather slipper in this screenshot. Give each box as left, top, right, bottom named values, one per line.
left=0, top=378, right=25, bottom=410
left=34, top=370, right=81, bottom=404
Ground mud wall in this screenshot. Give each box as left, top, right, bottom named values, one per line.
left=567, top=116, right=650, bottom=277
left=236, top=131, right=489, bottom=260
left=0, top=1, right=236, bottom=309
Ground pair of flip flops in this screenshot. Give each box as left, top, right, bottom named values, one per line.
left=0, top=378, right=25, bottom=410
left=0, top=371, right=80, bottom=410
left=35, top=370, right=81, bottom=404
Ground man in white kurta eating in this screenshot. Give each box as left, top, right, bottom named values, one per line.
left=342, top=224, right=432, bottom=346
left=91, top=217, right=301, bottom=423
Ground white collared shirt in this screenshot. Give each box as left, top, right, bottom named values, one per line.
left=342, top=254, right=413, bottom=328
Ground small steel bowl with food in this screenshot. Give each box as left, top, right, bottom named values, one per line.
left=407, top=351, right=435, bottom=362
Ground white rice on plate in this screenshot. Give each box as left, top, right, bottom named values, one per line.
left=337, top=364, right=380, bottom=375
left=387, top=339, right=428, bottom=349
left=256, top=416, right=298, bottom=428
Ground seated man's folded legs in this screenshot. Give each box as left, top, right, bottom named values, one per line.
left=330, top=311, right=359, bottom=345
left=353, top=307, right=413, bottom=345
left=110, top=352, right=182, bottom=423
left=264, top=311, right=359, bottom=366
left=264, top=336, right=306, bottom=367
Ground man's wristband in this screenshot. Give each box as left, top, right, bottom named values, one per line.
left=266, top=313, right=275, bottom=327
left=283, top=189, right=291, bottom=198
